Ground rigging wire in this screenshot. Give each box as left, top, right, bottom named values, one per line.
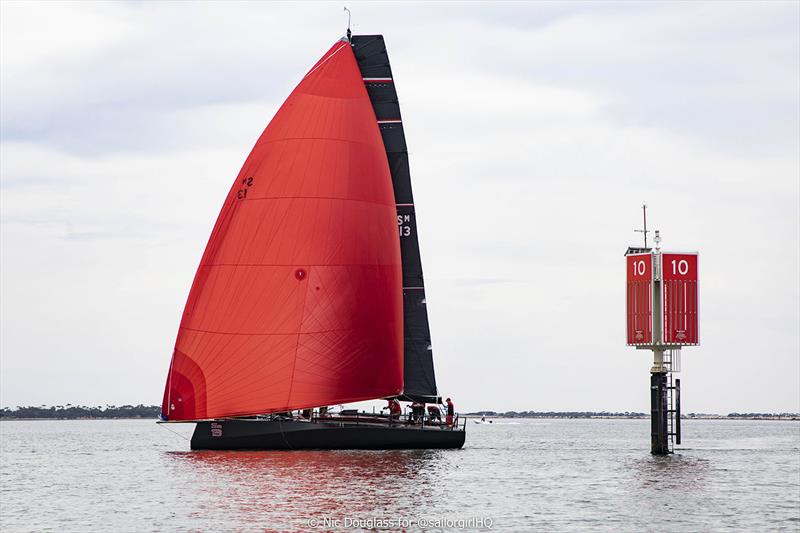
left=277, top=417, right=293, bottom=449
left=158, top=422, right=190, bottom=442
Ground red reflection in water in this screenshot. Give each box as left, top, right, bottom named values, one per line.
left=165, top=449, right=451, bottom=528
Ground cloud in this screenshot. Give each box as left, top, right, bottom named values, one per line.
left=1, top=1, right=798, bottom=412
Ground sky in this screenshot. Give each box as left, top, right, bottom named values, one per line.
left=1, top=1, right=798, bottom=414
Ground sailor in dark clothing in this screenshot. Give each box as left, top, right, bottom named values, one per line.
left=411, top=401, right=424, bottom=424
left=445, top=397, right=454, bottom=427
left=427, top=404, right=442, bottom=423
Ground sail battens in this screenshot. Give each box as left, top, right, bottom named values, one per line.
left=163, top=40, right=403, bottom=421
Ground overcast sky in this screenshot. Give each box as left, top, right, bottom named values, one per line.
left=1, top=1, right=798, bottom=413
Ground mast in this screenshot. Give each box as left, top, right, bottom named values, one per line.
left=351, top=35, right=440, bottom=404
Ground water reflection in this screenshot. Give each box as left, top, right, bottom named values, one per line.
left=625, top=453, right=710, bottom=491
left=164, top=449, right=450, bottom=528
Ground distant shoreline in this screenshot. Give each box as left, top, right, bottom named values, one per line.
left=1, top=405, right=797, bottom=422
left=0, top=405, right=159, bottom=420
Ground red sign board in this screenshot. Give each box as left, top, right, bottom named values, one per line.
left=662, top=253, right=699, bottom=345
left=626, top=253, right=653, bottom=345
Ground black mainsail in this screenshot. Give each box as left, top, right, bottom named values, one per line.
left=352, top=35, right=439, bottom=404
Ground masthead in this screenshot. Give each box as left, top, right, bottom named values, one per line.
left=343, top=7, right=352, bottom=42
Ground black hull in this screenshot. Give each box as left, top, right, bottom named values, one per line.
left=190, top=419, right=466, bottom=451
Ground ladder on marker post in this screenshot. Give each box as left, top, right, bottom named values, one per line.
left=664, top=349, right=682, bottom=452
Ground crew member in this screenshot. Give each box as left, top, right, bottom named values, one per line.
left=427, top=404, right=442, bottom=423
left=411, top=401, right=424, bottom=424
left=445, top=397, right=454, bottom=427
left=387, top=399, right=402, bottom=423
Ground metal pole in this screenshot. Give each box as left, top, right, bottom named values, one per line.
left=650, top=248, right=669, bottom=454
left=652, top=250, right=665, bottom=373
left=650, top=372, right=669, bottom=454
left=643, top=203, right=648, bottom=249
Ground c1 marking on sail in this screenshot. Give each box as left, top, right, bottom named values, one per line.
left=397, top=214, right=411, bottom=237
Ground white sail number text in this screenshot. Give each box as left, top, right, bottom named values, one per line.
left=397, top=214, right=412, bottom=237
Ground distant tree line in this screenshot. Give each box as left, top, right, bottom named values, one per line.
left=726, top=412, right=799, bottom=419
left=0, top=404, right=161, bottom=419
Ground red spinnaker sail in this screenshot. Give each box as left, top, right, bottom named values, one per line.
left=162, top=41, right=403, bottom=421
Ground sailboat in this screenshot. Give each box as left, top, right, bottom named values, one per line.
left=159, top=34, right=466, bottom=450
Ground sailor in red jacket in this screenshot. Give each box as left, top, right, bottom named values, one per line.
left=386, top=399, right=402, bottom=422
left=445, top=397, right=454, bottom=427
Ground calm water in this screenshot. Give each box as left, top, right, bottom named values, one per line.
left=1, top=418, right=798, bottom=532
